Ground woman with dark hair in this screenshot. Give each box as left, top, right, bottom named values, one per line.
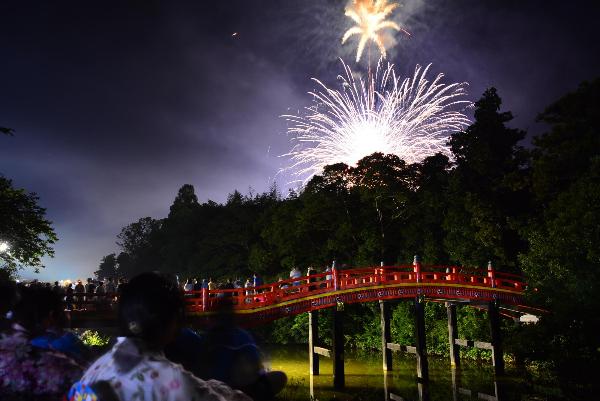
left=70, top=272, right=251, bottom=401
left=0, top=285, right=83, bottom=400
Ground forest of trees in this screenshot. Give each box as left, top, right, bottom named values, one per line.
left=94, top=81, right=599, bottom=392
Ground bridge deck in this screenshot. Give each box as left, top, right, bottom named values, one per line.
left=67, top=264, right=527, bottom=328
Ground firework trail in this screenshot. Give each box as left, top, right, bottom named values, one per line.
left=283, top=59, right=472, bottom=181
left=342, top=0, right=410, bottom=62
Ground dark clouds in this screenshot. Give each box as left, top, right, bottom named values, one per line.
left=1, top=0, right=599, bottom=280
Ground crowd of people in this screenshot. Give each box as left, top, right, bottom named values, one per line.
left=0, top=272, right=287, bottom=401
left=180, top=266, right=333, bottom=299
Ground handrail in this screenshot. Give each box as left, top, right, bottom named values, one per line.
left=182, top=264, right=525, bottom=313
left=61, top=265, right=526, bottom=315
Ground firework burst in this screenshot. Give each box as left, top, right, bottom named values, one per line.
left=342, top=0, right=410, bottom=63
left=283, top=59, right=472, bottom=181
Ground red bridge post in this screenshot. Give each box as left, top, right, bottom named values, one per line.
left=332, top=260, right=338, bottom=291
left=202, top=287, right=208, bottom=312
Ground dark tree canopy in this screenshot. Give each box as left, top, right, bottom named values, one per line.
left=169, top=183, right=200, bottom=218
left=0, top=176, right=57, bottom=276
left=444, top=87, right=529, bottom=268
left=531, top=78, right=600, bottom=205
left=519, top=79, right=600, bottom=385
left=94, top=253, right=117, bottom=280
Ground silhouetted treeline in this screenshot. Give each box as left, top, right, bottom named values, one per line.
left=97, top=81, right=600, bottom=393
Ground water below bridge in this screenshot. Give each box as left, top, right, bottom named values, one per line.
left=262, top=345, right=558, bottom=401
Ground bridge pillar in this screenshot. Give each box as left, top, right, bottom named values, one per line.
left=309, top=310, right=319, bottom=375
left=488, top=301, right=505, bottom=376
left=414, top=296, right=429, bottom=382
left=332, top=302, right=345, bottom=389
left=446, top=302, right=460, bottom=368
left=380, top=300, right=392, bottom=371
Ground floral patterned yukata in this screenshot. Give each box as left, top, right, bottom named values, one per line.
left=71, top=336, right=252, bottom=401
left=0, top=323, right=83, bottom=400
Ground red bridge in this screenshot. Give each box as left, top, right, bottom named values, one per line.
left=69, top=261, right=527, bottom=327
left=185, top=262, right=526, bottom=324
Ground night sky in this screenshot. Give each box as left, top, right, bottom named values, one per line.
left=1, top=0, right=599, bottom=281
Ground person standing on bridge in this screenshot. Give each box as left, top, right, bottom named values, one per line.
left=252, top=273, right=263, bottom=294
left=307, top=266, right=318, bottom=290
left=290, top=266, right=302, bottom=287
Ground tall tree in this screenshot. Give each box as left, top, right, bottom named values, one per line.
left=444, top=88, right=529, bottom=268
left=531, top=79, right=600, bottom=205
left=169, top=184, right=200, bottom=218
left=116, top=217, right=163, bottom=277
left=161, top=185, right=202, bottom=277
left=521, top=80, right=600, bottom=389
left=94, top=253, right=118, bottom=280
left=404, top=153, right=452, bottom=264
left=0, top=177, right=57, bottom=276
left=351, top=153, right=416, bottom=264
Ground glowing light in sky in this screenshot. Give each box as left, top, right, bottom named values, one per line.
left=283, top=59, right=472, bottom=181
left=342, top=0, right=410, bottom=62
left=0, top=242, right=9, bottom=253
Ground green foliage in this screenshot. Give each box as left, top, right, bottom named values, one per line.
left=518, top=79, right=600, bottom=393
left=80, top=330, right=111, bottom=347
left=0, top=176, right=57, bottom=276
left=263, top=314, right=309, bottom=345
left=445, top=88, right=529, bottom=269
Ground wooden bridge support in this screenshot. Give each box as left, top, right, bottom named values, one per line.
left=447, top=302, right=460, bottom=368
left=332, top=302, right=345, bottom=389
left=380, top=300, right=392, bottom=371
left=488, top=301, right=505, bottom=376
left=414, top=296, right=429, bottom=382
left=308, top=310, right=319, bottom=375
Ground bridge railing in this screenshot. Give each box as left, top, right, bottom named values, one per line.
left=62, top=265, right=525, bottom=313
left=183, top=271, right=336, bottom=313
left=182, top=264, right=525, bottom=313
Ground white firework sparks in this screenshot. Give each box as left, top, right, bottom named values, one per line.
left=283, top=59, right=472, bottom=181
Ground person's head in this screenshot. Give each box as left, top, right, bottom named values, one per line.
left=12, top=285, right=65, bottom=335
left=118, top=272, right=184, bottom=348
left=87, top=278, right=92, bottom=283
left=108, top=277, right=113, bottom=283
left=54, top=281, right=59, bottom=286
